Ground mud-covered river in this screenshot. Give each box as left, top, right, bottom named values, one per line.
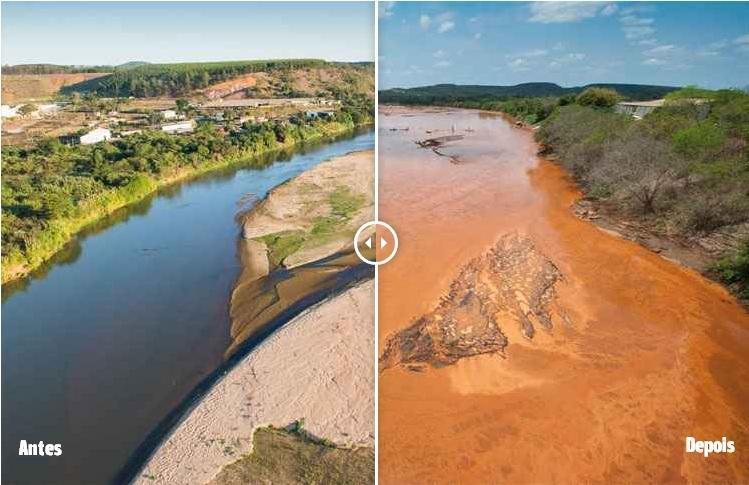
left=1, top=129, right=374, bottom=485
left=378, top=107, right=749, bottom=483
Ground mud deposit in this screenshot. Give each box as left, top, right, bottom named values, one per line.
left=380, top=233, right=567, bottom=371
left=378, top=106, right=749, bottom=484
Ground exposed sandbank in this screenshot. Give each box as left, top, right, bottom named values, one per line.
left=240, top=149, right=374, bottom=270
left=135, top=279, right=374, bottom=485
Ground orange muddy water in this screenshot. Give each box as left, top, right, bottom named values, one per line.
left=378, top=106, right=749, bottom=484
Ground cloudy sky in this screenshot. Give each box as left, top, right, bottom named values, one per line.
left=2, top=2, right=374, bottom=65
left=379, top=2, right=749, bottom=89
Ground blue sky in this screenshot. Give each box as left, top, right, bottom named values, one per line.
left=1, top=2, right=374, bottom=65
left=379, top=2, right=749, bottom=89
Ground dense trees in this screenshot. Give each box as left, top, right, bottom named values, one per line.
left=61, top=60, right=330, bottom=98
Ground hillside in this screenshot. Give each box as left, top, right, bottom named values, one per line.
left=379, top=82, right=678, bottom=104
left=59, top=59, right=374, bottom=100
left=1, top=72, right=110, bottom=103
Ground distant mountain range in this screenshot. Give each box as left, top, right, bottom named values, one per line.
left=379, top=82, right=680, bottom=103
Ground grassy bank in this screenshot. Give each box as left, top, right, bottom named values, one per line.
left=258, top=185, right=367, bottom=266
left=2, top=114, right=371, bottom=283
left=208, top=423, right=373, bottom=485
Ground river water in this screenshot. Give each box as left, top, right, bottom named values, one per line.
left=1, top=129, right=374, bottom=485
left=378, top=107, right=749, bottom=484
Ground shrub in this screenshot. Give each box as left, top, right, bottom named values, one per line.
left=714, top=241, right=749, bottom=299
left=672, top=123, right=726, bottom=159
left=576, top=88, right=621, bottom=108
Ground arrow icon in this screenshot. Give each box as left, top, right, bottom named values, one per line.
left=364, top=236, right=373, bottom=249
left=380, top=237, right=388, bottom=249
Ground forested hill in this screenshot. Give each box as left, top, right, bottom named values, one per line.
left=56, top=59, right=374, bottom=99
left=379, top=82, right=678, bottom=104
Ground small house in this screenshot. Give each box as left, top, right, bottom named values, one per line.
left=160, top=109, right=178, bottom=120
left=162, top=120, right=196, bottom=134
left=80, top=127, right=112, bottom=145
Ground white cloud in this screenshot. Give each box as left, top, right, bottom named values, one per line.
left=433, top=49, right=445, bottom=58
left=622, top=25, right=655, bottom=40
left=508, top=58, right=531, bottom=72
left=419, top=14, right=431, bottom=30
left=379, top=1, right=395, bottom=19
left=469, top=16, right=479, bottom=23
left=437, top=20, right=455, bottom=33
left=735, top=33, right=749, bottom=52
left=507, top=48, right=547, bottom=58
left=619, top=15, right=654, bottom=26
left=643, top=44, right=675, bottom=56
left=552, top=42, right=565, bottom=51
left=435, top=60, right=452, bottom=68
left=549, top=52, right=586, bottom=68
left=474, top=32, right=482, bottom=40
left=600, top=3, right=618, bottom=16
left=643, top=58, right=667, bottom=66
left=528, top=2, right=616, bottom=23
left=637, top=38, right=659, bottom=47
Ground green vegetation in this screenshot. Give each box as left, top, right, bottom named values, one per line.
left=536, top=87, right=749, bottom=297
left=258, top=231, right=307, bottom=267
left=210, top=425, right=373, bottom=485
left=714, top=242, right=749, bottom=299
left=2, top=107, right=372, bottom=282
left=56, top=59, right=373, bottom=98
left=258, top=185, right=366, bottom=267
left=576, top=87, right=621, bottom=108
left=1, top=63, right=114, bottom=75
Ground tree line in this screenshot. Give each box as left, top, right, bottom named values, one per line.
left=60, top=59, right=337, bottom=98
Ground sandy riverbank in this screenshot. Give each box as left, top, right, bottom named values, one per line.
left=240, top=149, right=374, bottom=270
left=135, top=147, right=375, bottom=484
left=134, top=279, right=374, bottom=484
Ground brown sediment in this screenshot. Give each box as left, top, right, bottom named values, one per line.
left=379, top=233, right=568, bottom=372
left=378, top=106, right=749, bottom=484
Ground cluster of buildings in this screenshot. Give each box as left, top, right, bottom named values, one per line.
left=4, top=96, right=341, bottom=147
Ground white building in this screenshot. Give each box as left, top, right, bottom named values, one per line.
left=614, top=99, right=665, bottom=119
left=160, top=109, right=178, bottom=120
left=80, top=127, right=112, bottom=145
left=162, top=120, right=195, bottom=134
left=1, top=105, right=19, bottom=118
